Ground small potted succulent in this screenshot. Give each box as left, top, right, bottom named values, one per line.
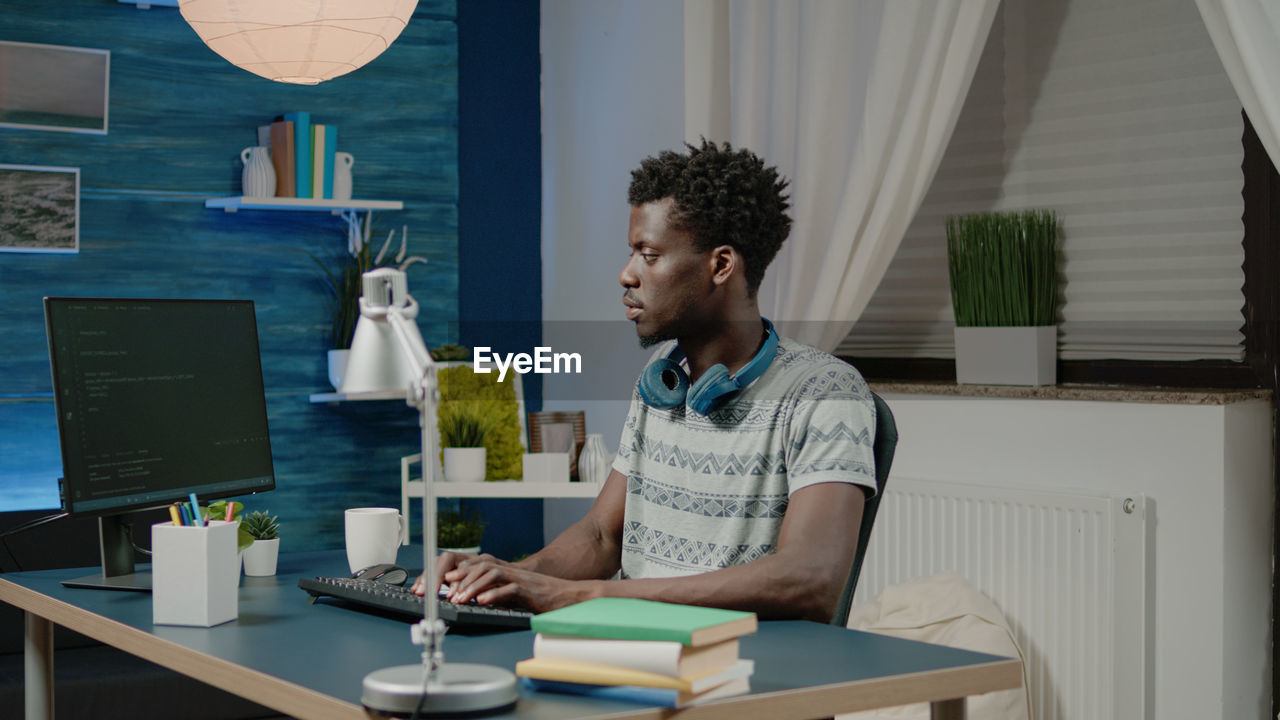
left=241, top=510, right=281, bottom=577
left=439, top=402, right=491, bottom=483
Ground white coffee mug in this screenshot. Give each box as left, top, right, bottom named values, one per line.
left=344, top=507, right=404, bottom=574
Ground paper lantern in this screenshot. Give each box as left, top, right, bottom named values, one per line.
left=178, top=0, right=419, bottom=85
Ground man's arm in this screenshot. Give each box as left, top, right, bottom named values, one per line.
left=439, top=479, right=865, bottom=623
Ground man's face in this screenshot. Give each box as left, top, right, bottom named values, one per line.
left=619, top=198, right=711, bottom=347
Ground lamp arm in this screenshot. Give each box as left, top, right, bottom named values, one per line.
left=383, top=305, right=446, bottom=680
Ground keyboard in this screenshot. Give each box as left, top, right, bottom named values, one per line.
left=298, top=576, right=534, bottom=630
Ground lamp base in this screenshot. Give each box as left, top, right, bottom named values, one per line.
left=362, top=663, right=518, bottom=717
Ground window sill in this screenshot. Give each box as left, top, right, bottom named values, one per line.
left=869, top=380, right=1272, bottom=406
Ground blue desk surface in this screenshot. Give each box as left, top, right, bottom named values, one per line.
left=0, top=547, right=1021, bottom=719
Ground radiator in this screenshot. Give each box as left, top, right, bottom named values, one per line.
left=851, top=477, right=1152, bottom=720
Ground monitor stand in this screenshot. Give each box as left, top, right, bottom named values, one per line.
left=62, top=515, right=152, bottom=592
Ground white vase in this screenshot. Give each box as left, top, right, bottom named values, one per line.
left=240, top=145, right=276, bottom=197
left=332, top=152, right=354, bottom=200
left=327, top=349, right=349, bottom=390
left=443, top=447, right=486, bottom=483
left=953, top=325, right=1057, bottom=386
left=577, top=434, right=609, bottom=484
left=242, top=537, right=279, bottom=577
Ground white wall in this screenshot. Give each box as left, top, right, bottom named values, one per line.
left=540, top=0, right=688, bottom=531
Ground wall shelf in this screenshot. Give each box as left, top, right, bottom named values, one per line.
left=309, top=389, right=405, bottom=403
left=206, top=197, right=403, bottom=214
left=412, top=480, right=604, bottom=499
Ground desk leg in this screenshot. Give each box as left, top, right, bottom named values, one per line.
left=25, top=611, right=53, bottom=720
left=930, top=698, right=965, bottom=720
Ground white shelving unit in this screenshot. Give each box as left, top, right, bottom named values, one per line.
left=205, top=197, right=403, bottom=214
left=429, top=481, right=603, bottom=499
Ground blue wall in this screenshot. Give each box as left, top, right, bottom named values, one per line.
left=457, top=0, right=545, bottom=560
left=0, top=0, right=460, bottom=550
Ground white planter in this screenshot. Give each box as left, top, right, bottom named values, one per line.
left=438, top=545, right=480, bottom=555
left=443, top=447, right=486, bottom=483
left=242, top=537, right=280, bottom=577
left=954, top=326, right=1057, bottom=386
left=327, top=349, right=349, bottom=390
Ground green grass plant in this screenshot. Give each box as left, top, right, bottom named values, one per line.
left=946, top=210, right=1059, bottom=326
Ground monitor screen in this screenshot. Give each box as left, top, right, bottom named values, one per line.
left=45, top=298, right=276, bottom=517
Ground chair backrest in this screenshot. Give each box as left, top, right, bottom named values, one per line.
left=830, top=391, right=897, bottom=626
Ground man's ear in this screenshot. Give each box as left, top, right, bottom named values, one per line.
left=709, top=245, right=738, bottom=286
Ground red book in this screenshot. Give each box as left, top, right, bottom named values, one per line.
left=269, top=120, right=295, bottom=198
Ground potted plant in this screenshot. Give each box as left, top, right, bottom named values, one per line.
left=205, top=500, right=254, bottom=552
left=947, top=210, right=1060, bottom=386
left=241, top=510, right=281, bottom=577
left=315, top=218, right=427, bottom=389
left=437, top=509, right=485, bottom=553
left=439, top=402, right=491, bottom=483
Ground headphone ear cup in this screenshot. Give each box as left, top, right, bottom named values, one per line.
left=638, top=357, right=690, bottom=410
left=686, top=364, right=737, bottom=415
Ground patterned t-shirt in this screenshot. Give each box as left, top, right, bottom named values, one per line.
left=611, top=336, right=877, bottom=580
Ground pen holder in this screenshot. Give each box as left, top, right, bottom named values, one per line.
left=152, top=520, right=239, bottom=627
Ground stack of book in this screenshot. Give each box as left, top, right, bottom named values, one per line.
left=516, top=597, right=757, bottom=708
left=256, top=111, right=338, bottom=200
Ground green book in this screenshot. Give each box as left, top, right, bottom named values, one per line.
left=531, top=598, right=757, bottom=647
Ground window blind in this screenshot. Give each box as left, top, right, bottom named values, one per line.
left=840, top=0, right=1245, bottom=362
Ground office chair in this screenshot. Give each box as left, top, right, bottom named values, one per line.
left=831, top=391, right=898, bottom=627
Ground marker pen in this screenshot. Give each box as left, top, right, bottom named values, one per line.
left=224, top=503, right=234, bottom=522
left=179, top=503, right=194, bottom=527
left=168, top=504, right=182, bottom=527
left=188, top=493, right=203, bottom=527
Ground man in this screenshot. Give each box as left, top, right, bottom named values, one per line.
left=413, top=140, right=876, bottom=623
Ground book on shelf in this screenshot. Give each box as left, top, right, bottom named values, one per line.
left=310, top=124, right=326, bottom=199
left=515, top=657, right=752, bottom=693
left=532, top=634, right=740, bottom=679
left=321, top=125, right=336, bottom=199
left=268, top=120, right=295, bottom=198
left=520, top=676, right=750, bottom=709
left=529, top=597, right=757, bottom=646
left=311, top=124, right=336, bottom=199
left=283, top=111, right=311, bottom=198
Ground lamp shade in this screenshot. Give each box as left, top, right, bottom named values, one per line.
left=178, top=0, right=419, bottom=85
left=338, top=268, right=428, bottom=395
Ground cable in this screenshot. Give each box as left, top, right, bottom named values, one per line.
left=0, top=511, right=68, bottom=538
left=0, top=511, right=68, bottom=573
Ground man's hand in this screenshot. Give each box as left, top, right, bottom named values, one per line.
left=411, top=552, right=598, bottom=613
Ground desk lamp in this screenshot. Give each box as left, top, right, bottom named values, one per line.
left=346, top=268, right=518, bottom=716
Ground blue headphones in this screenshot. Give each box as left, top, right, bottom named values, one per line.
left=637, top=319, right=779, bottom=414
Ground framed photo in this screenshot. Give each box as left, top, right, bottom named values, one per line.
left=0, top=165, right=79, bottom=254
left=527, top=411, right=586, bottom=480
left=0, top=41, right=109, bottom=134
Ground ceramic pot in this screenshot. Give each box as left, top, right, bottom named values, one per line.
left=240, top=146, right=276, bottom=197
left=327, top=349, right=349, bottom=390
left=443, top=447, right=486, bottom=483
left=332, top=152, right=354, bottom=200
left=242, top=537, right=279, bottom=577
left=438, top=545, right=480, bottom=555
left=577, top=434, right=609, bottom=484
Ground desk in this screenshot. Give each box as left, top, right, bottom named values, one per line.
left=0, top=549, right=1021, bottom=720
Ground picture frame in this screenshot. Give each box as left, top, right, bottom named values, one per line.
left=0, top=165, right=80, bottom=254
left=527, top=411, right=586, bottom=480
left=0, top=41, right=110, bottom=134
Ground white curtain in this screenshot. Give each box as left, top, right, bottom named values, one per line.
left=1196, top=0, right=1280, bottom=168
left=730, top=0, right=1000, bottom=352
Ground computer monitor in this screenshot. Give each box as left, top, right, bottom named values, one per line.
left=44, top=297, right=276, bottom=591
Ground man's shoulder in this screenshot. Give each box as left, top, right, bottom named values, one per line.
left=771, top=336, right=871, bottom=401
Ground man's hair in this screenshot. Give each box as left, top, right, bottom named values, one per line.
left=627, top=139, right=791, bottom=294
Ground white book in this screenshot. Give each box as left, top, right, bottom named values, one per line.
left=533, top=633, right=739, bottom=679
